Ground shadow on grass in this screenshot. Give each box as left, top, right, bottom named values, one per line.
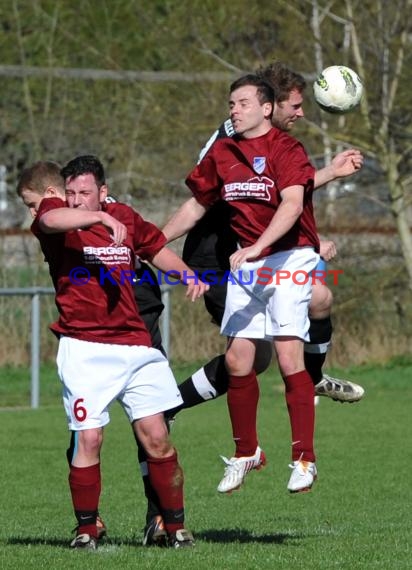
left=5, top=528, right=302, bottom=547
left=196, top=528, right=302, bottom=544
left=4, top=536, right=141, bottom=548
left=5, top=537, right=73, bottom=548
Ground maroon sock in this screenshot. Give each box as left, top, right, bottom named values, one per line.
left=146, top=451, right=184, bottom=534
left=69, top=463, right=101, bottom=538
left=227, top=372, right=259, bottom=457
left=284, top=370, right=316, bottom=462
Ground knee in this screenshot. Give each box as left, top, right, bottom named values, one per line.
left=145, top=432, right=173, bottom=459
left=224, top=350, right=237, bottom=373
left=276, top=347, right=303, bottom=378
left=324, top=287, right=333, bottom=310
left=309, top=284, right=333, bottom=319
left=277, top=355, right=295, bottom=377
left=135, top=418, right=174, bottom=459
left=78, top=429, right=103, bottom=456
left=225, top=350, right=253, bottom=376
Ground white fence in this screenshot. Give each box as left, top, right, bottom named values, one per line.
left=0, top=286, right=172, bottom=409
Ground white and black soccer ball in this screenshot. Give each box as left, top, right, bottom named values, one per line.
left=313, top=65, right=363, bottom=114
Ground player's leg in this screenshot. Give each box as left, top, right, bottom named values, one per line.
left=175, top=337, right=272, bottom=412
left=308, top=281, right=364, bottom=402
left=133, top=425, right=171, bottom=546
left=133, top=415, right=186, bottom=543
left=134, top=307, right=169, bottom=545
left=225, top=338, right=271, bottom=454
left=68, top=428, right=103, bottom=549
left=254, top=339, right=273, bottom=373
left=128, top=259, right=168, bottom=541
left=270, top=247, right=318, bottom=493
left=123, top=348, right=194, bottom=548
left=176, top=353, right=227, bottom=409
left=216, top=336, right=266, bottom=494
left=225, top=337, right=260, bottom=456
left=66, top=432, right=106, bottom=540
left=217, top=269, right=272, bottom=494
left=306, top=281, right=332, bottom=384
left=59, top=337, right=129, bottom=549
left=275, top=337, right=317, bottom=493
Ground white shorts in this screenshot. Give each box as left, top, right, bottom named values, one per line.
left=56, top=337, right=183, bottom=431
left=221, top=247, right=319, bottom=341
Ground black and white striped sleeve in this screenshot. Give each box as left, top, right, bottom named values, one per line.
left=197, top=118, right=235, bottom=163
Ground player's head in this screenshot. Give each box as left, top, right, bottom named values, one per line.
left=16, top=160, right=64, bottom=218
left=257, top=62, right=306, bottom=131
left=61, top=154, right=108, bottom=211
left=229, top=74, right=275, bottom=138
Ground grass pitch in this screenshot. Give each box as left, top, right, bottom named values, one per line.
left=1, top=358, right=412, bottom=569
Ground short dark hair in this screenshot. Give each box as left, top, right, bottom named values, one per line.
left=16, top=160, right=63, bottom=196
left=256, top=62, right=306, bottom=103
left=230, top=74, right=276, bottom=106
left=60, top=155, right=106, bottom=187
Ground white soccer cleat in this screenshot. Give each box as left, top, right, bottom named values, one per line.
left=168, top=528, right=195, bottom=548
left=217, top=446, right=266, bottom=494
left=70, top=533, right=98, bottom=550
left=315, top=374, right=365, bottom=403
left=287, top=458, right=317, bottom=493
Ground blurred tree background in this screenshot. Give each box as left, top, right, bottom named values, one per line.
left=0, top=0, right=412, bottom=366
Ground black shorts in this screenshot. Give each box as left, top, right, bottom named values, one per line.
left=140, top=308, right=165, bottom=355
left=194, top=269, right=228, bottom=327
left=134, top=262, right=164, bottom=314
left=133, top=262, right=165, bottom=354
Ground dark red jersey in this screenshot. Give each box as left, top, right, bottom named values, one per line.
left=31, top=197, right=166, bottom=346
left=186, top=127, right=319, bottom=258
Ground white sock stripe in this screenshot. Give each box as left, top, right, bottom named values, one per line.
left=140, top=461, right=148, bottom=476
left=304, top=341, right=331, bottom=354
left=191, top=367, right=218, bottom=400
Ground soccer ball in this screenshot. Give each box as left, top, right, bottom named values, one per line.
left=313, top=65, right=363, bottom=114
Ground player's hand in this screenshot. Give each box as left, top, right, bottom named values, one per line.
left=184, top=278, right=210, bottom=302
left=230, top=244, right=262, bottom=271
left=331, top=149, right=364, bottom=178
left=319, top=240, right=337, bottom=261
left=101, top=212, right=127, bottom=245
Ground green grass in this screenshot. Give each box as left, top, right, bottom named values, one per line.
left=1, top=360, right=412, bottom=569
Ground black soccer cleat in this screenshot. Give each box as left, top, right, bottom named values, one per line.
left=142, top=515, right=168, bottom=547
left=96, top=515, right=107, bottom=539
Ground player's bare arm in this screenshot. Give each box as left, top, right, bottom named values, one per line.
left=314, top=149, right=364, bottom=189
left=162, top=197, right=207, bottom=243
left=38, top=208, right=127, bottom=245
left=230, top=185, right=304, bottom=270
left=151, top=246, right=210, bottom=301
